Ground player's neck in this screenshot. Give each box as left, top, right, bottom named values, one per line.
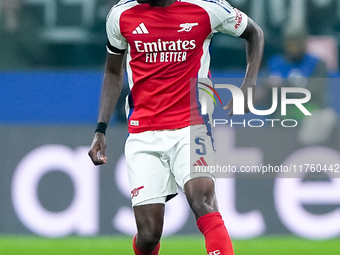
left=150, top=0, right=177, bottom=7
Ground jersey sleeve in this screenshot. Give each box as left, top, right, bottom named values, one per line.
left=214, top=7, right=248, bottom=37
left=106, top=6, right=127, bottom=55
left=206, top=0, right=248, bottom=37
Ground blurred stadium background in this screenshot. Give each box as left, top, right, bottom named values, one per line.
left=1, top=0, right=340, bottom=254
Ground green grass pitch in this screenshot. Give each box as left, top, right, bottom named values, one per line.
left=0, top=235, right=339, bottom=255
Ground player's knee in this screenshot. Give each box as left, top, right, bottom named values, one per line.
left=138, top=227, right=162, bottom=248
left=189, top=198, right=215, bottom=217
left=186, top=187, right=217, bottom=219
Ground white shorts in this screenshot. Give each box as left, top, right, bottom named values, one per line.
left=125, top=124, right=215, bottom=207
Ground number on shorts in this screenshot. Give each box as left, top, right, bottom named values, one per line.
left=195, top=138, right=207, bottom=155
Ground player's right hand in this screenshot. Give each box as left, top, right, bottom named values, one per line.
left=88, top=133, right=108, bottom=165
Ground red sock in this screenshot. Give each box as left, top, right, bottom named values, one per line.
left=197, top=212, right=234, bottom=255
left=132, top=235, right=160, bottom=255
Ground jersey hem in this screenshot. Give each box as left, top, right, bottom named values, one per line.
left=127, top=120, right=204, bottom=133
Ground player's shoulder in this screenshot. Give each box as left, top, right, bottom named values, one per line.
left=181, top=0, right=234, bottom=13
left=106, top=0, right=139, bottom=21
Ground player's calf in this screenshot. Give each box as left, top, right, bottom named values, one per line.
left=197, top=212, right=234, bottom=255
left=184, top=178, right=234, bottom=255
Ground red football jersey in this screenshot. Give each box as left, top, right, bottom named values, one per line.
left=106, top=0, right=248, bottom=133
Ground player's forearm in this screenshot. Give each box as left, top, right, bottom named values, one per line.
left=242, top=19, right=264, bottom=85
left=97, top=71, right=124, bottom=125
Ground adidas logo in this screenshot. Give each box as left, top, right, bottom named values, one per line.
left=193, top=157, right=208, bottom=166
left=132, top=23, right=149, bottom=34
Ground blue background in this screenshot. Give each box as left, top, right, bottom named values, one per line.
left=1, top=71, right=339, bottom=124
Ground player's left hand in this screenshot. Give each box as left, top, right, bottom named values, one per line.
left=223, top=81, right=255, bottom=117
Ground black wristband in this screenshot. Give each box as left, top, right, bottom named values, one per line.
left=95, top=122, right=107, bottom=135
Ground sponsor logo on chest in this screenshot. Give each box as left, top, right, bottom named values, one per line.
left=131, top=23, right=199, bottom=63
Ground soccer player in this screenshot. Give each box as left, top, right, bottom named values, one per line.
left=88, top=0, right=264, bottom=254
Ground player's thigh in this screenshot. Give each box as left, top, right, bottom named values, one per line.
left=125, top=133, right=177, bottom=206
left=171, top=124, right=215, bottom=190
